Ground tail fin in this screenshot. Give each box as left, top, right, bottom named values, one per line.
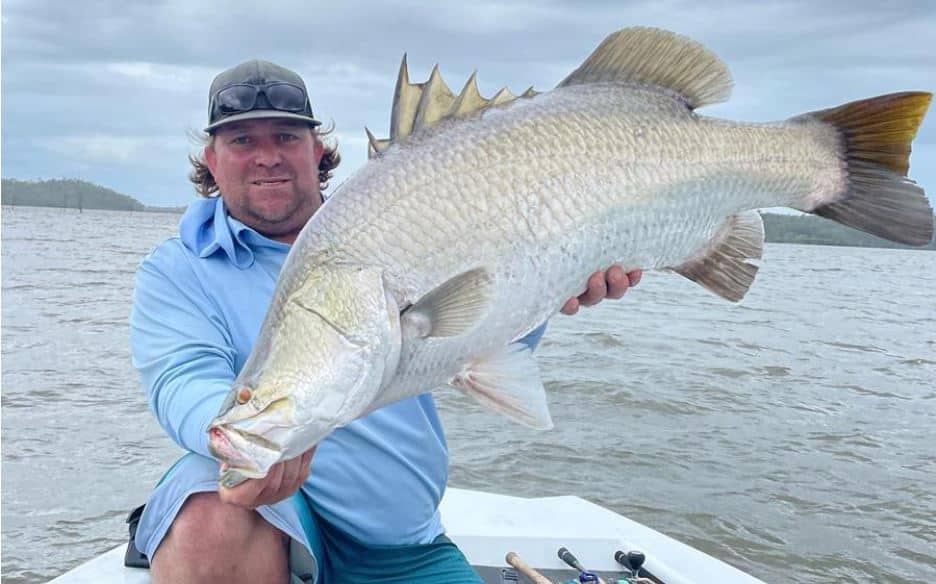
left=799, top=92, right=933, bottom=246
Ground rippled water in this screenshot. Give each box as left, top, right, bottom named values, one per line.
left=3, top=206, right=935, bottom=583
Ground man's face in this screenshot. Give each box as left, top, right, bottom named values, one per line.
left=205, top=118, right=324, bottom=243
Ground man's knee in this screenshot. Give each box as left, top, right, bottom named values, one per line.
left=152, top=492, right=288, bottom=582
left=171, top=492, right=264, bottom=548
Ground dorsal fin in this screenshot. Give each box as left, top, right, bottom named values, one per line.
left=490, top=87, right=517, bottom=106
left=448, top=72, right=487, bottom=118
left=366, top=58, right=538, bottom=158
left=412, top=65, right=456, bottom=133
left=365, top=127, right=391, bottom=159
left=390, top=54, right=424, bottom=141
left=558, top=27, right=733, bottom=109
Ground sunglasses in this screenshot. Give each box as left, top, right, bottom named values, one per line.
left=212, top=82, right=310, bottom=116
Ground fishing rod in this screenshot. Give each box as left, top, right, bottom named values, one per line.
left=505, top=551, right=553, bottom=584
left=614, top=549, right=660, bottom=583
left=558, top=546, right=605, bottom=584
left=505, top=547, right=663, bottom=584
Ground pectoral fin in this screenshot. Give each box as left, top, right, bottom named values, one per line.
left=451, top=342, right=553, bottom=430
left=401, top=268, right=492, bottom=338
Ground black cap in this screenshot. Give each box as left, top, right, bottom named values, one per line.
left=205, top=59, right=321, bottom=132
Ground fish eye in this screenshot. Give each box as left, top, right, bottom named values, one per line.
left=236, top=387, right=253, bottom=404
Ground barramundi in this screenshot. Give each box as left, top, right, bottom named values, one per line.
left=208, top=27, right=932, bottom=486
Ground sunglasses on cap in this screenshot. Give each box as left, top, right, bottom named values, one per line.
left=211, top=82, right=312, bottom=117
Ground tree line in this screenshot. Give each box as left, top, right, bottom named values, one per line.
left=762, top=212, right=936, bottom=250
left=2, top=178, right=146, bottom=211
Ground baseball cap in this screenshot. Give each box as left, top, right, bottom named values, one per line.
left=204, top=59, right=321, bottom=132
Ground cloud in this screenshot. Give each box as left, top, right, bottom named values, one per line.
left=2, top=0, right=934, bottom=206
left=34, top=134, right=188, bottom=167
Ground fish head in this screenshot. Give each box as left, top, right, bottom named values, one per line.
left=208, top=264, right=402, bottom=483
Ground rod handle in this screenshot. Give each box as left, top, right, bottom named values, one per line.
left=506, top=552, right=554, bottom=584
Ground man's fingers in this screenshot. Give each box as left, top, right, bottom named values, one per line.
left=627, top=269, right=643, bottom=287
left=279, top=457, right=301, bottom=493
left=219, top=447, right=316, bottom=508
left=605, top=265, right=629, bottom=299
left=560, top=297, right=580, bottom=315
left=300, top=449, right=314, bottom=480
left=288, top=450, right=313, bottom=492
left=252, top=461, right=285, bottom=507
left=219, top=473, right=265, bottom=508
left=579, top=271, right=607, bottom=307
left=561, top=266, right=643, bottom=316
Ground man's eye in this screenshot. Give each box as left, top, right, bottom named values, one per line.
left=279, top=134, right=299, bottom=142
left=231, top=136, right=251, bottom=145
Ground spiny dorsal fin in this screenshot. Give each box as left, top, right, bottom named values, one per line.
left=367, top=58, right=538, bottom=157
left=412, top=64, right=456, bottom=133
left=670, top=211, right=764, bottom=302
left=448, top=72, right=487, bottom=118
left=490, top=87, right=517, bottom=106
left=559, top=27, right=733, bottom=109
left=365, top=127, right=391, bottom=159
left=390, top=54, right=424, bottom=141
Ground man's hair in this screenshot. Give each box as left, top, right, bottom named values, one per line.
left=188, top=125, right=341, bottom=197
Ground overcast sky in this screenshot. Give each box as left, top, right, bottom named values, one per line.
left=3, top=0, right=934, bottom=207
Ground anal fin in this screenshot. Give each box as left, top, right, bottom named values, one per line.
left=671, top=211, right=764, bottom=302
left=451, top=343, right=553, bottom=430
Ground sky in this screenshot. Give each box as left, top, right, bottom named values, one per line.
left=2, top=0, right=934, bottom=208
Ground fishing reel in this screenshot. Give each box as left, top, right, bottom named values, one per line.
left=506, top=546, right=659, bottom=584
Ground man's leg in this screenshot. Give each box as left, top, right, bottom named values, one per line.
left=318, top=512, right=482, bottom=584
left=150, top=492, right=290, bottom=584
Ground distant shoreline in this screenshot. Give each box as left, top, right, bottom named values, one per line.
left=3, top=177, right=934, bottom=250
left=1, top=178, right=187, bottom=214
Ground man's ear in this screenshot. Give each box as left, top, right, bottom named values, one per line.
left=204, top=140, right=217, bottom=174
left=313, top=139, right=324, bottom=163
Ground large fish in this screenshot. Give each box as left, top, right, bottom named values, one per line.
left=208, top=27, right=932, bottom=486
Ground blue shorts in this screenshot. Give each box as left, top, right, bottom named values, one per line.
left=134, top=453, right=482, bottom=584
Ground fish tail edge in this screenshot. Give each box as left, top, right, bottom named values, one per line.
left=800, top=91, right=934, bottom=246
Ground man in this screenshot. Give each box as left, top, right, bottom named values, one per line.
left=130, top=59, right=642, bottom=583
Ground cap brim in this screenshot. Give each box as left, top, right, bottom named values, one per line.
left=205, top=110, right=322, bottom=133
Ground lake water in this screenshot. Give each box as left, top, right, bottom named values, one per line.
left=2, top=206, right=934, bottom=583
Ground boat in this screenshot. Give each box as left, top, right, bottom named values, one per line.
left=47, top=487, right=765, bottom=584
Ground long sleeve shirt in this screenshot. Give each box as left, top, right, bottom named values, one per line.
left=130, top=196, right=546, bottom=544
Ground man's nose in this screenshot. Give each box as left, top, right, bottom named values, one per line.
left=254, top=142, right=283, bottom=167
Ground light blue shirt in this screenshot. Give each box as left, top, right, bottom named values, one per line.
left=130, top=196, right=546, bottom=544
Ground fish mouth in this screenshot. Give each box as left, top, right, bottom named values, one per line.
left=208, top=425, right=283, bottom=478
left=208, top=394, right=296, bottom=478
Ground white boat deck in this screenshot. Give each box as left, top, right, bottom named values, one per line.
left=48, top=488, right=765, bottom=584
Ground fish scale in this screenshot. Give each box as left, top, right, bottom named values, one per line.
left=288, top=95, right=853, bottom=393
left=208, top=27, right=931, bottom=485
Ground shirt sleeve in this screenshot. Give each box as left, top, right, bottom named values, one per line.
left=517, top=321, right=548, bottom=350
left=129, top=245, right=236, bottom=459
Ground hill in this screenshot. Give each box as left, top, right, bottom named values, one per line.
left=0, top=178, right=186, bottom=213
left=762, top=212, right=936, bottom=250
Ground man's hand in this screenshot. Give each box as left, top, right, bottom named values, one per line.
left=218, top=448, right=314, bottom=509
left=561, top=266, right=642, bottom=315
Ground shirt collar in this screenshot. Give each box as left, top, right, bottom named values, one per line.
left=179, top=197, right=289, bottom=268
